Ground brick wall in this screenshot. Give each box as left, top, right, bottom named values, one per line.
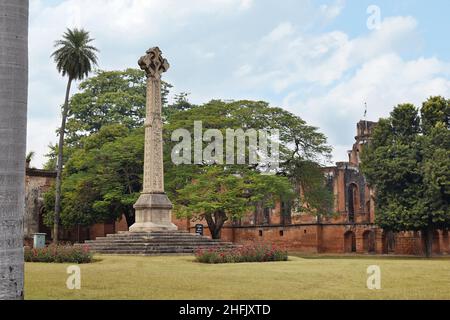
left=179, top=214, right=449, bottom=255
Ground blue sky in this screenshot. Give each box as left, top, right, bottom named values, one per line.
left=28, top=0, right=450, bottom=167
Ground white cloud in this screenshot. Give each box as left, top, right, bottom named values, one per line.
left=234, top=64, right=253, bottom=77
left=27, top=0, right=450, bottom=167
left=231, top=13, right=450, bottom=162
left=319, top=0, right=345, bottom=23
left=296, top=54, right=450, bottom=161
left=28, top=0, right=255, bottom=167
left=234, top=15, right=420, bottom=92
left=263, top=22, right=295, bottom=43
left=239, top=0, right=253, bottom=11
left=26, top=117, right=59, bottom=168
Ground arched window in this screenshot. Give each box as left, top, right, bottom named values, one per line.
left=280, top=201, right=292, bottom=225
left=363, top=230, right=375, bottom=253
left=382, top=231, right=395, bottom=254
left=347, top=183, right=359, bottom=223
left=344, top=231, right=356, bottom=253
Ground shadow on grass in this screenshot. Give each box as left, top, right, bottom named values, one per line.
left=91, top=257, right=104, bottom=263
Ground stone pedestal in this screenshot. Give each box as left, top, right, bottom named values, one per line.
left=129, top=47, right=178, bottom=233
left=129, top=193, right=177, bottom=232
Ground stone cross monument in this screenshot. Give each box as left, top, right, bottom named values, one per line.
left=129, top=47, right=177, bottom=232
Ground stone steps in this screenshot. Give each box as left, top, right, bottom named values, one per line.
left=86, top=249, right=209, bottom=255
left=116, top=231, right=190, bottom=235
left=86, top=241, right=233, bottom=247
left=99, top=236, right=219, bottom=241
left=85, top=242, right=234, bottom=248
left=77, top=230, right=238, bottom=255
left=89, top=246, right=230, bottom=251
left=104, top=234, right=218, bottom=240
left=85, top=238, right=226, bottom=243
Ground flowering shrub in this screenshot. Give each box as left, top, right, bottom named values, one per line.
left=195, top=244, right=288, bottom=264
left=24, top=245, right=93, bottom=264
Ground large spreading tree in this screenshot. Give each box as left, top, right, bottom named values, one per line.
left=165, top=100, right=333, bottom=238
left=44, top=70, right=334, bottom=240
left=361, top=96, right=450, bottom=257
left=64, top=68, right=172, bottom=145
left=175, top=166, right=295, bottom=239
left=44, top=124, right=144, bottom=229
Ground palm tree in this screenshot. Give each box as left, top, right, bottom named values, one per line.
left=26, top=151, right=35, bottom=168
left=51, top=28, right=98, bottom=243
left=0, top=0, right=28, bottom=300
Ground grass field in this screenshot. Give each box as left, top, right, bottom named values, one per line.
left=25, top=254, right=450, bottom=300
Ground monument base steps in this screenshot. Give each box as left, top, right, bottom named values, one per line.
left=76, top=230, right=239, bottom=255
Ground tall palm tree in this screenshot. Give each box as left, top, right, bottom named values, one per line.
left=0, top=0, right=28, bottom=300
left=51, top=28, right=98, bottom=243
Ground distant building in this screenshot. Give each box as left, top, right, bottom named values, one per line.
left=24, top=167, right=127, bottom=245
left=25, top=120, right=449, bottom=254
left=24, top=168, right=55, bottom=239
left=175, top=120, right=449, bottom=255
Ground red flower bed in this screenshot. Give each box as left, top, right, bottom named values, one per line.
left=195, top=243, right=288, bottom=264
left=24, top=245, right=93, bottom=263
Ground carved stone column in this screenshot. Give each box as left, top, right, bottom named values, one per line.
left=129, top=47, right=177, bottom=232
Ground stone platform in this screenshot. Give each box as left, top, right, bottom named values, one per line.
left=77, top=230, right=238, bottom=255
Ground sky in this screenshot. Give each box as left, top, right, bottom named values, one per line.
left=28, top=0, right=450, bottom=167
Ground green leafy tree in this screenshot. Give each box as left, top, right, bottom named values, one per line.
left=163, top=92, right=195, bottom=120
left=44, top=124, right=144, bottom=228
left=289, top=160, right=335, bottom=218
left=176, top=166, right=294, bottom=239
left=361, top=97, right=450, bottom=257
left=65, top=68, right=172, bottom=144
left=44, top=70, right=333, bottom=239
left=51, top=28, right=99, bottom=243
left=165, top=100, right=333, bottom=237
left=26, top=151, right=35, bottom=168
left=44, top=69, right=171, bottom=170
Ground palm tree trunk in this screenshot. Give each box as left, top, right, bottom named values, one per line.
left=53, top=77, right=72, bottom=243
left=0, top=0, right=28, bottom=300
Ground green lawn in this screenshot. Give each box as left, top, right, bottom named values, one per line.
left=25, top=255, right=450, bottom=300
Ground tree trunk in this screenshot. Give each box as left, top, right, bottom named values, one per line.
left=0, top=0, right=28, bottom=300
left=53, top=77, right=72, bottom=243
left=204, top=211, right=228, bottom=240
left=124, top=209, right=135, bottom=229
left=424, top=226, right=433, bottom=258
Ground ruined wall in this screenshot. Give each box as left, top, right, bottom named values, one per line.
left=24, top=168, right=129, bottom=243
left=190, top=224, right=321, bottom=252
left=91, top=215, right=129, bottom=240
left=24, top=169, right=56, bottom=239
left=170, top=119, right=449, bottom=256
left=181, top=218, right=448, bottom=255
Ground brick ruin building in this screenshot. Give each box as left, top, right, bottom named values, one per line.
left=24, top=120, right=449, bottom=254
left=24, top=166, right=127, bottom=245
left=175, top=120, right=449, bottom=255
left=24, top=167, right=55, bottom=243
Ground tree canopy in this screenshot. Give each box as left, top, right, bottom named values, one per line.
left=176, top=166, right=294, bottom=238
left=361, top=96, right=450, bottom=257
left=44, top=125, right=144, bottom=228
left=164, top=99, right=334, bottom=236
left=44, top=69, right=334, bottom=239
left=64, top=68, right=172, bottom=145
